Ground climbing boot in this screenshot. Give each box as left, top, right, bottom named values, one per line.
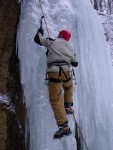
left=64, top=102, right=74, bottom=114
left=65, top=107, right=74, bottom=114
left=54, top=122, right=72, bottom=139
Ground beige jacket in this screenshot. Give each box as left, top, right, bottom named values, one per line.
left=39, top=33, right=77, bottom=71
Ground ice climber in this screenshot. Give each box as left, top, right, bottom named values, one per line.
left=34, top=27, right=78, bottom=139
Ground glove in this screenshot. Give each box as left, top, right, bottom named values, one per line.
left=71, top=62, right=78, bottom=67
left=34, top=33, right=43, bottom=46
left=38, top=27, right=44, bottom=36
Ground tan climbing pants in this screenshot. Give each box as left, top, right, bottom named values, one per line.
left=48, top=71, right=73, bottom=125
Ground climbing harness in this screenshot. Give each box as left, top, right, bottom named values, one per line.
left=39, top=0, right=50, bottom=38
left=72, top=112, right=90, bottom=150
left=45, top=61, right=76, bottom=83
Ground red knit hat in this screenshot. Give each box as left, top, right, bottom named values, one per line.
left=59, top=30, right=71, bottom=41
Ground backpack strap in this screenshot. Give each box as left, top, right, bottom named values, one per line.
left=46, top=38, right=55, bottom=56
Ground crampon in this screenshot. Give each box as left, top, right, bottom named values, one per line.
left=54, top=126, right=72, bottom=139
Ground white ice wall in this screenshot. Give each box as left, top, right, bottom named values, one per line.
left=17, top=0, right=77, bottom=150
left=75, top=0, right=113, bottom=150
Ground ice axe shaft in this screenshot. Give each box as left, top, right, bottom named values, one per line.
left=40, top=16, right=44, bottom=29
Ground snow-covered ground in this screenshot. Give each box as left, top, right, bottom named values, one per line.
left=17, top=0, right=113, bottom=150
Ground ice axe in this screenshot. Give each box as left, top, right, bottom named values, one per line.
left=40, top=16, right=44, bottom=29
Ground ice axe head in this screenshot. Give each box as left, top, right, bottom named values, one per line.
left=41, top=16, right=44, bottom=19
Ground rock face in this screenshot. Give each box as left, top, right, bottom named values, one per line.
left=0, top=0, right=18, bottom=93
left=0, top=99, right=25, bottom=150
left=0, top=108, right=7, bottom=150
left=0, top=0, right=25, bottom=150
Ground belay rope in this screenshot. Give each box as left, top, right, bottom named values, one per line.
left=39, top=0, right=50, bottom=38
left=72, top=112, right=90, bottom=150
left=38, top=0, right=89, bottom=149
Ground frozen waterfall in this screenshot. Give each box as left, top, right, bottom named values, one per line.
left=17, top=0, right=113, bottom=150
left=75, top=0, right=113, bottom=150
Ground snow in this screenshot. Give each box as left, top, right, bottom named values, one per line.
left=0, top=94, right=15, bottom=113
left=17, top=0, right=113, bottom=150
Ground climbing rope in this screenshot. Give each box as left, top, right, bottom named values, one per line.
left=72, top=112, right=90, bottom=150
left=39, top=0, right=50, bottom=38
